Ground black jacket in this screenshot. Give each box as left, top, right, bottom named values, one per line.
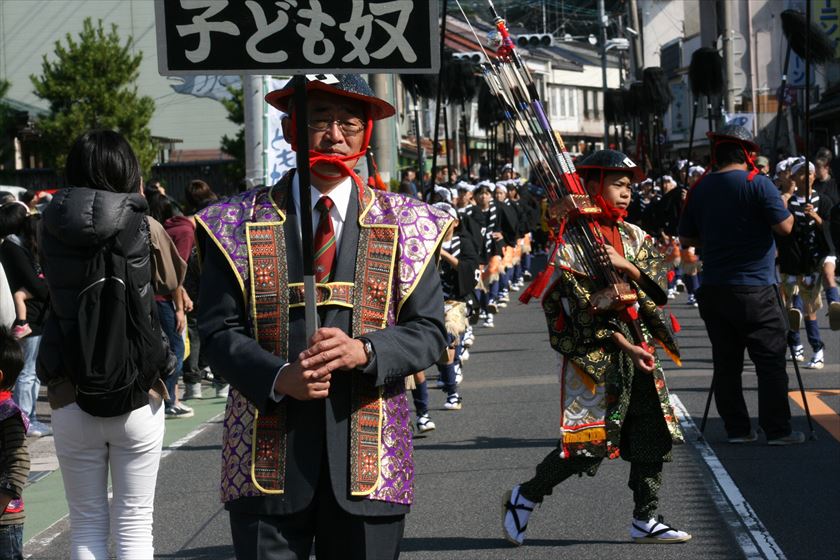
left=0, top=236, right=48, bottom=335
left=37, top=188, right=156, bottom=386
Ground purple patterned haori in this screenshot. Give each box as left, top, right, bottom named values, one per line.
left=197, top=173, right=451, bottom=506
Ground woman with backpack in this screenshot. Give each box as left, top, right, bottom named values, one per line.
left=0, top=201, right=51, bottom=438
left=37, top=130, right=178, bottom=559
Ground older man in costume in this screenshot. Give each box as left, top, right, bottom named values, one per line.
left=197, top=74, right=451, bottom=559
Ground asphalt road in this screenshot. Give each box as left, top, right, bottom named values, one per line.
left=26, top=270, right=840, bottom=559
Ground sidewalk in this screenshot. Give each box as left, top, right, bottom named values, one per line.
left=23, top=384, right=227, bottom=546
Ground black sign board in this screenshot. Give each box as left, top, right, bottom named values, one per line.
left=155, top=0, right=440, bottom=75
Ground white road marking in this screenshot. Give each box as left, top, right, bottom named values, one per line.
left=671, top=394, right=786, bottom=560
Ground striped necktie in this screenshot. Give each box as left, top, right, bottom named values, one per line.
left=313, top=196, right=336, bottom=283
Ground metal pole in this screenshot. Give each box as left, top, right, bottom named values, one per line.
left=292, top=75, right=318, bottom=339
left=805, top=0, right=812, bottom=199
left=721, top=0, right=735, bottom=114
left=599, top=0, right=609, bottom=147
left=244, top=74, right=264, bottom=188
left=429, top=0, right=449, bottom=198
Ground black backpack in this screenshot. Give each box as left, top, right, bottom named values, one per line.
left=70, top=230, right=172, bottom=417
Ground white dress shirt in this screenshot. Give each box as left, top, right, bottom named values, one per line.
left=291, top=173, right=353, bottom=254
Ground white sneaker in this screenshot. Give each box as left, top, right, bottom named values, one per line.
left=174, top=402, right=194, bottom=417
left=444, top=393, right=463, bottom=410
left=183, top=382, right=203, bottom=400
left=463, top=330, right=475, bottom=348
left=667, top=289, right=676, bottom=300
left=482, top=316, right=495, bottom=328
left=805, top=348, right=824, bottom=369
left=630, top=516, right=692, bottom=544
left=498, top=301, right=508, bottom=308
left=502, top=485, right=535, bottom=546
left=791, top=345, right=805, bottom=362
left=460, top=348, right=470, bottom=362
left=675, top=279, right=686, bottom=293
left=487, top=301, right=498, bottom=314
left=416, top=413, right=436, bottom=433
left=216, top=384, right=230, bottom=398
left=27, top=420, right=53, bottom=438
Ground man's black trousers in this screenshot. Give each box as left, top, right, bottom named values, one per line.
left=228, top=465, right=405, bottom=560
left=696, top=284, right=793, bottom=440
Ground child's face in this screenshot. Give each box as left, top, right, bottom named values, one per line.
left=596, top=172, right=633, bottom=210
left=794, top=168, right=815, bottom=192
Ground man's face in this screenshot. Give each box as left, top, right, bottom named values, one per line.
left=282, top=91, right=367, bottom=180
left=457, top=190, right=473, bottom=207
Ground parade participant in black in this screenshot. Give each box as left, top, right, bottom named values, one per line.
left=196, top=75, right=450, bottom=559
left=812, top=155, right=840, bottom=328
left=679, top=124, right=803, bottom=445
left=470, top=183, right=503, bottom=326
left=776, top=159, right=831, bottom=368
left=493, top=183, right=519, bottom=306
left=502, top=150, right=689, bottom=546
left=434, top=202, right=479, bottom=410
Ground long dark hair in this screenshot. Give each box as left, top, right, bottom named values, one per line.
left=0, top=202, right=40, bottom=265
left=145, top=190, right=179, bottom=224
left=65, top=129, right=142, bottom=193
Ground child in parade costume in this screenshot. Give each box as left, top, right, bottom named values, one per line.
left=776, top=158, right=831, bottom=368
left=502, top=150, right=690, bottom=546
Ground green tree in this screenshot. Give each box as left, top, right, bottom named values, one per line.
left=31, top=18, right=156, bottom=174
left=220, top=84, right=244, bottom=183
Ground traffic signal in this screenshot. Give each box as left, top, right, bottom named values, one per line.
left=515, top=34, right=553, bottom=48
left=453, top=51, right=486, bottom=64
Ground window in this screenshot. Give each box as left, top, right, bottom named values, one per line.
left=550, top=86, right=578, bottom=119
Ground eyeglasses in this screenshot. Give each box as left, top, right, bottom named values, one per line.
left=307, top=117, right=365, bottom=135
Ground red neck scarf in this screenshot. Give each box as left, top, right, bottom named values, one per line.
left=590, top=171, right=627, bottom=257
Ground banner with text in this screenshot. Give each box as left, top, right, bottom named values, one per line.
left=155, top=0, right=440, bottom=75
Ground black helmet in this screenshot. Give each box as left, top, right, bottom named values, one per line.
left=707, top=124, right=759, bottom=152
left=266, top=74, right=395, bottom=120
left=575, top=149, right=645, bottom=182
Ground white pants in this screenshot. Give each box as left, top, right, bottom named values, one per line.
left=52, top=399, right=165, bottom=560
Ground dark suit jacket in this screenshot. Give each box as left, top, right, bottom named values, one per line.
left=197, top=184, right=447, bottom=517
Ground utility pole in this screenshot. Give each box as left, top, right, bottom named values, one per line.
left=542, top=0, right=547, bottom=34
left=243, top=74, right=264, bottom=188
left=599, top=0, right=609, bottom=146
left=628, top=0, right=643, bottom=80
left=369, top=73, right=395, bottom=184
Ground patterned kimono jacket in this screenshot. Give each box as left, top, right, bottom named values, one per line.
left=196, top=172, right=452, bottom=507
left=542, top=220, right=684, bottom=460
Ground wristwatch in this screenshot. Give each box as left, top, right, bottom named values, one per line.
left=358, top=337, right=374, bottom=367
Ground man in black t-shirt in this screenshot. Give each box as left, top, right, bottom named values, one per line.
left=679, top=125, right=802, bottom=445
